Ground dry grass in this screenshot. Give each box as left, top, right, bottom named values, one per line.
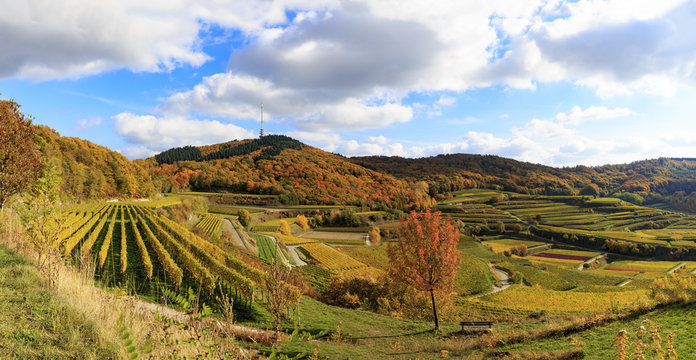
left=1, top=207, right=256, bottom=359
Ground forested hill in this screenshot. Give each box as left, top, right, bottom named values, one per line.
left=34, top=125, right=155, bottom=200
left=350, top=154, right=696, bottom=207
left=140, top=136, right=425, bottom=209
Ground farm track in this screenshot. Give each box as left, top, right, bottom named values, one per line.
left=222, top=218, right=246, bottom=250
left=287, top=246, right=308, bottom=266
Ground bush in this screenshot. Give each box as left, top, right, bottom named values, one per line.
left=279, top=220, right=292, bottom=235
left=237, top=209, right=251, bottom=228
left=509, top=244, right=528, bottom=257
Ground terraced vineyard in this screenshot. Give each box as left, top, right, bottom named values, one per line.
left=440, top=203, right=523, bottom=226
left=481, top=238, right=545, bottom=253
left=496, top=197, right=685, bottom=231
left=439, top=189, right=506, bottom=204
left=298, top=242, right=381, bottom=278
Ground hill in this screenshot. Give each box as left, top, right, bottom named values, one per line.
left=350, top=154, right=696, bottom=207
left=139, top=135, right=424, bottom=209
left=33, top=125, right=155, bottom=200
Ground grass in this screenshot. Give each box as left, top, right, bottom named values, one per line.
left=455, top=255, right=494, bottom=296
left=272, top=296, right=462, bottom=359
left=494, top=302, right=696, bottom=359
left=0, top=244, right=115, bottom=359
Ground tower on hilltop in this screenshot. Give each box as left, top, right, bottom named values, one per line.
left=259, top=103, right=265, bottom=137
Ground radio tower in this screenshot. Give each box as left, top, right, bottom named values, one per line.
left=259, top=103, right=265, bottom=137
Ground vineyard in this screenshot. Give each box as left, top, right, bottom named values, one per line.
left=42, top=189, right=696, bottom=358
left=481, top=238, right=545, bottom=253
left=194, top=214, right=223, bottom=238
left=56, top=203, right=268, bottom=316
left=251, top=233, right=281, bottom=262
left=475, top=285, right=650, bottom=314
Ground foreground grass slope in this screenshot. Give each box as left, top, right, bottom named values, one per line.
left=0, top=244, right=114, bottom=359
left=495, top=302, right=696, bottom=359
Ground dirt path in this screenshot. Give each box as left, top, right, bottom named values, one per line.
left=222, top=219, right=247, bottom=250
left=286, top=246, right=308, bottom=266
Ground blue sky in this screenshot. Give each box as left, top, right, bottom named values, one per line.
left=2, top=0, right=696, bottom=166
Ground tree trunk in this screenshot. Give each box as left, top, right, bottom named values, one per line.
left=430, top=289, right=439, bottom=330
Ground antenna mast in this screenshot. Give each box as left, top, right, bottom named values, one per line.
left=260, top=103, right=265, bottom=137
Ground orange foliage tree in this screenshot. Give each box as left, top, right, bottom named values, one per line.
left=388, top=210, right=460, bottom=330
left=0, top=99, right=42, bottom=208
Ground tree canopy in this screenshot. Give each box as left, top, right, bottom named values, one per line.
left=0, top=99, right=42, bottom=207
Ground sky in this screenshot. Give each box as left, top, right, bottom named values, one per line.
left=1, top=0, right=696, bottom=167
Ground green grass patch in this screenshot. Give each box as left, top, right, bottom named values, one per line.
left=494, top=302, right=696, bottom=359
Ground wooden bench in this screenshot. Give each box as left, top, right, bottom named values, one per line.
left=460, top=321, right=493, bottom=334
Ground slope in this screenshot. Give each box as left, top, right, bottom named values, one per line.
left=33, top=125, right=155, bottom=200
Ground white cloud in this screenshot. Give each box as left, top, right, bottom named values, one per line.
left=555, top=105, right=633, bottom=125
left=368, top=136, right=388, bottom=145
left=5, top=0, right=696, bottom=97
left=120, top=146, right=158, bottom=160
left=76, top=116, right=103, bottom=130
left=163, top=73, right=413, bottom=132
left=8, top=0, right=696, bottom=162
left=0, top=0, right=333, bottom=80
left=112, top=112, right=254, bottom=158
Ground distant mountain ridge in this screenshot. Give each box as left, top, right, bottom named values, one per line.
left=350, top=154, right=696, bottom=206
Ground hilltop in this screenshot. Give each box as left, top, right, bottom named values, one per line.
left=137, top=135, right=425, bottom=209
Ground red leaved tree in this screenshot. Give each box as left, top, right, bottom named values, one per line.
left=388, top=210, right=460, bottom=330
left=0, top=99, right=42, bottom=208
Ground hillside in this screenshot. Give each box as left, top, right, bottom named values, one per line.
left=139, top=136, right=424, bottom=209
left=350, top=154, right=696, bottom=206
left=33, top=125, right=155, bottom=200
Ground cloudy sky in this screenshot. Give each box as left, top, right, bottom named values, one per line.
left=2, top=0, right=696, bottom=166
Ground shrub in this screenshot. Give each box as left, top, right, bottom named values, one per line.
left=237, top=209, right=251, bottom=228
left=279, top=220, right=292, bottom=235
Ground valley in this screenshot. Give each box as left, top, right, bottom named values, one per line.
left=2, top=110, right=696, bottom=358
